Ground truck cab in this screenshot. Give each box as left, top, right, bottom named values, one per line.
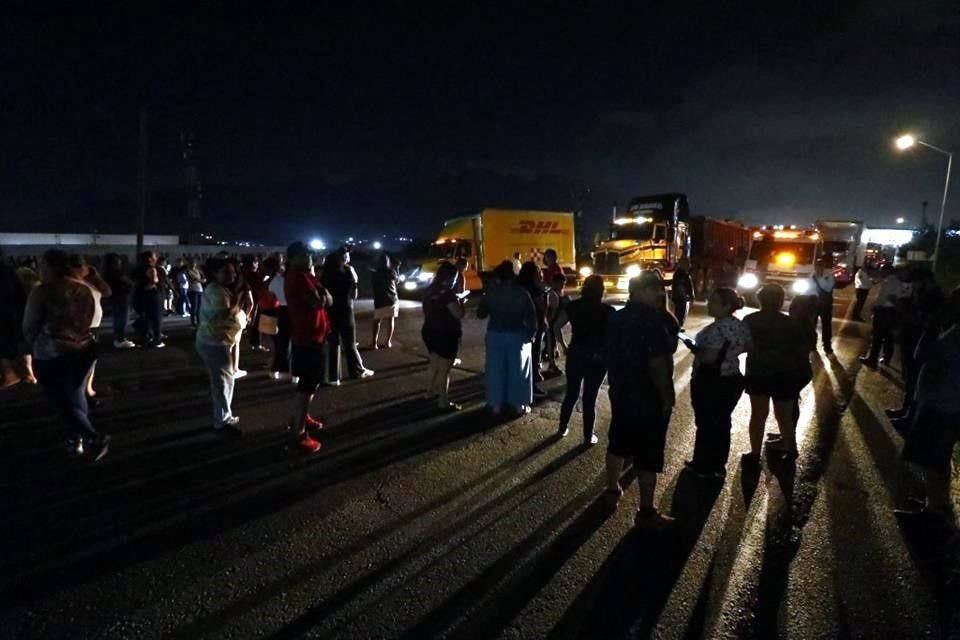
left=737, top=226, right=822, bottom=300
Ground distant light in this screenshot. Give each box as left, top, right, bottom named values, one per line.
left=613, top=216, right=653, bottom=226
left=403, top=280, right=418, bottom=291
left=896, top=217, right=905, bottom=224
left=895, top=135, right=915, bottom=150
left=372, top=241, right=382, bottom=250
left=738, top=272, right=759, bottom=289
left=625, top=264, right=642, bottom=278
left=775, top=252, right=797, bottom=267
left=792, top=279, right=811, bottom=294
left=309, top=238, right=325, bottom=251
left=578, top=265, right=593, bottom=278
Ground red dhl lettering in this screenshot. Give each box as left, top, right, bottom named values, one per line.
left=509, top=220, right=569, bottom=235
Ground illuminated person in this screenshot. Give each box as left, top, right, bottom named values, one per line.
left=322, top=248, right=373, bottom=380
left=810, top=260, right=836, bottom=354
left=477, top=261, right=537, bottom=415
left=604, top=272, right=678, bottom=529
left=23, top=249, right=109, bottom=460
left=370, top=252, right=400, bottom=349
left=421, top=262, right=465, bottom=410
left=671, top=257, right=695, bottom=329
left=685, top=288, right=752, bottom=479
left=741, top=284, right=811, bottom=462
left=555, top=275, right=614, bottom=445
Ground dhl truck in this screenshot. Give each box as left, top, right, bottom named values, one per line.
left=402, top=208, right=576, bottom=292
left=736, top=226, right=823, bottom=300
left=580, top=193, right=690, bottom=294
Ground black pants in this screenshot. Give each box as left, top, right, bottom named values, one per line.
left=690, top=373, right=745, bottom=473
left=532, top=327, right=545, bottom=383
left=852, top=288, right=869, bottom=320
left=271, top=306, right=291, bottom=373
left=867, top=307, right=898, bottom=363
left=559, top=345, right=606, bottom=439
left=817, top=293, right=833, bottom=349
left=135, top=290, right=163, bottom=343
left=249, top=306, right=261, bottom=349
left=328, top=314, right=365, bottom=378
left=672, top=296, right=688, bottom=327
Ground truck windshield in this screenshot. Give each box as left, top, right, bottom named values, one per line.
left=428, top=241, right=471, bottom=260
left=749, top=241, right=816, bottom=267
left=609, top=221, right=655, bottom=241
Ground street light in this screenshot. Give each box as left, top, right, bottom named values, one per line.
left=896, top=217, right=905, bottom=224
left=895, top=133, right=953, bottom=273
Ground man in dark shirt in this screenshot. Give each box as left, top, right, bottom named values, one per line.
left=671, top=258, right=695, bottom=329
left=605, top=271, right=679, bottom=529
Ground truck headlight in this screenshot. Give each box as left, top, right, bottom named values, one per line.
left=403, top=280, right=419, bottom=291
left=417, top=270, right=434, bottom=282
left=791, top=279, right=811, bottom=294
left=625, top=264, right=642, bottom=278
left=737, top=273, right=759, bottom=289
left=578, top=266, right=593, bottom=278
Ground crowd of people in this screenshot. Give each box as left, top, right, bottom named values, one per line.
left=2, top=245, right=958, bottom=527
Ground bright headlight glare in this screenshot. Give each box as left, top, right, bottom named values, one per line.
left=625, top=264, right=642, bottom=278
left=792, top=279, right=811, bottom=294
left=417, top=271, right=435, bottom=282
left=403, top=280, right=418, bottom=291
left=738, top=273, right=759, bottom=289
left=579, top=266, right=593, bottom=278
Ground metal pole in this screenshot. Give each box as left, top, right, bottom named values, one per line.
left=136, top=107, right=147, bottom=258
left=932, top=151, right=952, bottom=274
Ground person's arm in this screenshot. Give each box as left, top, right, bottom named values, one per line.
left=85, top=267, right=112, bottom=298
left=648, top=354, right=676, bottom=419
left=305, top=281, right=333, bottom=309
left=22, top=287, right=44, bottom=345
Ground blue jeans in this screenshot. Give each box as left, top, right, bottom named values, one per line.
left=35, top=350, right=98, bottom=441
left=484, top=331, right=532, bottom=408
left=559, top=345, right=607, bottom=438
left=187, top=291, right=202, bottom=326
left=176, top=287, right=189, bottom=315
left=196, top=340, right=235, bottom=426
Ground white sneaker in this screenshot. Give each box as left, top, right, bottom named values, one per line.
left=152, top=342, right=166, bottom=349
left=233, top=369, right=248, bottom=380
left=586, top=434, right=599, bottom=446
left=114, top=339, right=136, bottom=349
left=270, top=371, right=281, bottom=380
left=291, top=376, right=300, bottom=384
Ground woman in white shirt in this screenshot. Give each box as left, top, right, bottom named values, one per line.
left=68, top=255, right=112, bottom=401
left=684, top=287, right=753, bottom=480
left=267, top=258, right=292, bottom=380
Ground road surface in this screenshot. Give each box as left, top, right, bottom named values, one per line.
left=0, top=288, right=957, bottom=639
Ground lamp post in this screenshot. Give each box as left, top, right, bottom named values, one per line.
left=895, top=134, right=953, bottom=273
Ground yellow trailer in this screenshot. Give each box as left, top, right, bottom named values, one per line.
left=407, top=208, right=575, bottom=292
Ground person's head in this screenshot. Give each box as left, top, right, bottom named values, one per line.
left=336, top=246, right=351, bottom=265
left=67, top=254, right=89, bottom=280
left=376, top=252, right=391, bottom=271
left=756, top=284, right=785, bottom=311
left=518, top=261, right=542, bottom=288
left=628, top=270, right=664, bottom=307
left=677, top=257, right=690, bottom=270
left=140, top=251, right=157, bottom=267
left=512, top=252, right=522, bottom=261
left=206, top=257, right=237, bottom=287
left=708, top=287, right=744, bottom=318
left=103, top=253, right=123, bottom=273
left=434, top=261, right=459, bottom=290
left=543, top=248, right=557, bottom=266
left=241, top=254, right=258, bottom=271
left=550, top=272, right=566, bottom=291
left=286, top=242, right=312, bottom=271
left=580, top=275, right=605, bottom=302
left=41, top=249, right=70, bottom=282
left=493, top=260, right=515, bottom=285
left=262, top=256, right=280, bottom=276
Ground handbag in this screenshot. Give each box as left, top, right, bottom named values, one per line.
left=258, top=313, right=279, bottom=336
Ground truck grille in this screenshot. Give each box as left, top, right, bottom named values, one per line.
left=593, top=252, right=620, bottom=274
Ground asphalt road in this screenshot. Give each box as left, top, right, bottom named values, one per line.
left=0, top=288, right=957, bottom=639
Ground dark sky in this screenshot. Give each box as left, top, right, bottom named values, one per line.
left=3, top=2, right=959, bottom=243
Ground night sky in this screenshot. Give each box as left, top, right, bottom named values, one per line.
left=3, top=3, right=959, bottom=244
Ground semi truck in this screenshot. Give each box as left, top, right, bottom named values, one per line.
left=404, top=208, right=576, bottom=292
left=736, top=225, right=823, bottom=300
left=815, top=219, right=865, bottom=287
left=582, top=193, right=690, bottom=294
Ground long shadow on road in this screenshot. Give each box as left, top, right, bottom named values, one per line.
left=0, top=381, right=505, bottom=607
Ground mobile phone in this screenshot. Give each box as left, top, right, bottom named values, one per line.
left=678, top=332, right=695, bottom=350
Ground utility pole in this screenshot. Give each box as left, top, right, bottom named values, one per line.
left=136, top=107, right=148, bottom=257
left=921, top=200, right=929, bottom=229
